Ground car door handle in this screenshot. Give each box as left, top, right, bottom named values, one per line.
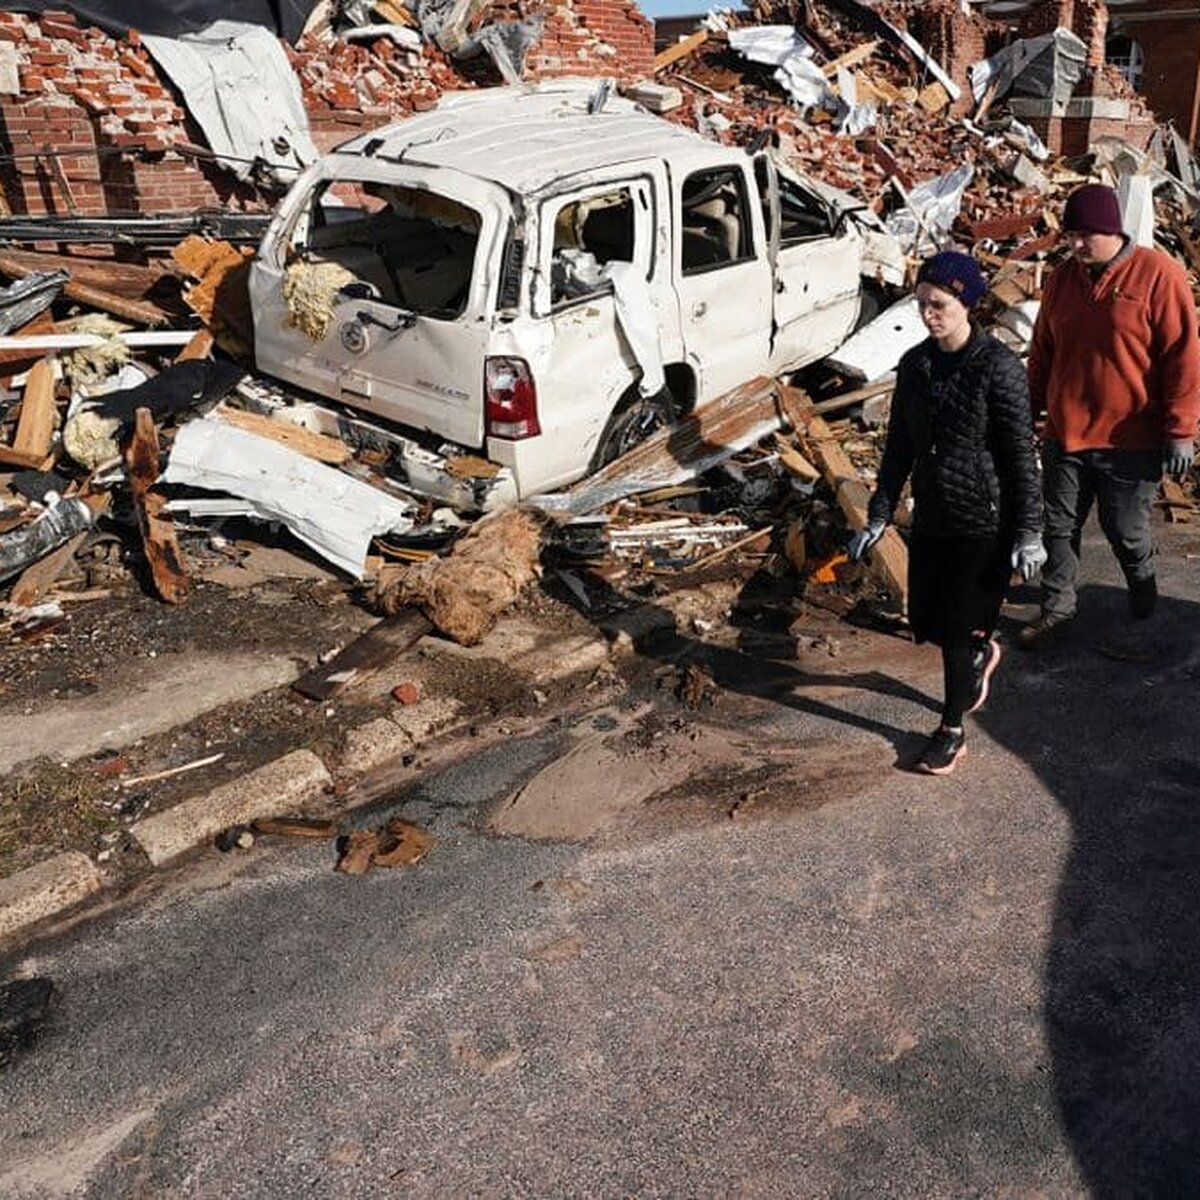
left=692, top=301, right=707, bottom=318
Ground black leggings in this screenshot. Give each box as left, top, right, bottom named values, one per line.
left=909, top=533, right=1010, bottom=728
left=943, top=639, right=983, bottom=728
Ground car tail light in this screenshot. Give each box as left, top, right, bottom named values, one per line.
left=485, top=356, right=540, bottom=440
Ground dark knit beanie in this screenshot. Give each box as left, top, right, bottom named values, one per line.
left=916, top=250, right=987, bottom=308
left=1062, top=183, right=1123, bottom=236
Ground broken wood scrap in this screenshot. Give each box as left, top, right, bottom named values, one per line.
left=170, top=236, right=254, bottom=356
left=11, top=358, right=58, bottom=461
left=536, top=376, right=781, bottom=518
left=212, top=404, right=350, bottom=465
left=292, top=607, right=433, bottom=701
left=8, top=530, right=86, bottom=608
left=335, top=818, right=435, bottom=874
left=125, top=406, right=190, bottom=605
left=655, top=29, right=708, bottom=72
left=251, top=817, right=339, bottom=839
left=783, top=386, right=908, bottom=607
left=821, top=40, right=879, bottom=77
left=0, top=251, right=169, bottom=328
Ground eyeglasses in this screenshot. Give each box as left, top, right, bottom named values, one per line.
left=917, top=298, right=952, bottom=312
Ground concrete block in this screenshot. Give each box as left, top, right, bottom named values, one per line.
left=131, top=750, right=331, bottom=867
left=388, top=697, right=464, bottom=745
left=625, top=81, right=682, bottom=113
left=0, top=852, right=102, bottom=940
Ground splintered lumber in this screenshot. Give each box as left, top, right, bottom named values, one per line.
left=0, top=251, right=168, bottom=327
left=8, top=530, right=86, bottom=608
left=534, top=376, right=783, bottom=518
left=293, top=608, right=433, bottom=700
left=171, top=236, right=254, bottom=355
left=916, top=81, right=951, bottom=114
left=213, top=404, right=350, bottom=465
left=125, top=407, right=190, bottom=604
left=655, top=29, right=707, bottom=71
left=251, top=817, right=339, bottom=839
left=174, top=329, right=214, bottom=362
left=822, top=40, right=879, bottom=77
left=0, top=248, right=170, bottom=298
left=783, top=386, right=908, bottom=607
left=12, top=358, right=57, bottom=459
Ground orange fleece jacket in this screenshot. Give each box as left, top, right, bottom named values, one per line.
left=1027, top=245, right=1200, bottom=451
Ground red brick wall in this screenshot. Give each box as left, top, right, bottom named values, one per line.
left=1118, top=11, right=1200, bottom=143
left=0, top=0, right=657, bottom=218
left=905, top=0, right=990, bottom=116
left=525, top=0, right=654, bottom=79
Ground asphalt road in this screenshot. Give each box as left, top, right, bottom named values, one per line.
left=2, top=518, right=1200, bottom=1198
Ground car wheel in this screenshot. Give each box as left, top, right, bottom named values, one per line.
left=593, top=389, right=676, bottom=469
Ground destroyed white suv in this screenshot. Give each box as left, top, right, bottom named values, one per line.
left=251, top=80, right=889, bottom=507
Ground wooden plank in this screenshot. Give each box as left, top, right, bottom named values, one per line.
left=125, top=407, right=190, bottom=605
left=0, top=247, right=171, bottom=297
left=0, top=444, right=55, bottom=470
left=654, top=29, right=707, bottom=72
left=12, top=358, right=57, bottom=458
left=917, top=81, right=951, bottom=114
left=292, top=608, right=433, bottom=701
left=0, top=250, right=169, bottom=327
left=174, top=328, right=214, bottom=363
left=9, top=531, right=86, bottom=608
left=783, top=385, right=908, bottom=606
left=213, top=404, right=350, bottom=465
left=822, top=39, right=879, bottom=77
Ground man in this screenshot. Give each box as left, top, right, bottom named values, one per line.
left=1020, top=182, right=1200, bottom=647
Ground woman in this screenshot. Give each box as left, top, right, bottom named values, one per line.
left=848, top=250, right=1046, bottom=774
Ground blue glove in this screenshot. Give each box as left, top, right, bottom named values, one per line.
left=847, top=518, right=886, bottom=562
left=1164, top=439, right=1195, bottom=479
left=1011, top=530, right=1047, bottom=582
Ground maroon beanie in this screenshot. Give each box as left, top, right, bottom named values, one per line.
left=917, top=250, right=987, bottom=308
left=1062, top=184, right=1123, bottom=236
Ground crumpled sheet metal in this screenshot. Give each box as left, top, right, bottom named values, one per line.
left=163, top=418, right=416, bottom=579
left=142, top=20, right=318, bottom=183
left=0, top=270, right=68, bottom=336
left=969, top=28, right=1086, bottom=107
left=886, top=163, right=974, bottom=257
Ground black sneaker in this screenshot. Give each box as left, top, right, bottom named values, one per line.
left=1016, top=610, right=1074, bottom=650
left=1128, top=576, right=1157, bottom=619
left=965, top=637, right=1001, bottom=715
left=916, top=726, right=966, bottom=775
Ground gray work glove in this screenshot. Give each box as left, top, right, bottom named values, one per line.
left=1011, top=530, right=1048, bottom=582
left=847, top=518, right=886, bottom=562
left=1164, top=438, right=1195, bottom=479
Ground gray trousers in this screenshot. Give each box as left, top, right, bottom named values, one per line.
left=1041, top=439, right=1161, bottom=617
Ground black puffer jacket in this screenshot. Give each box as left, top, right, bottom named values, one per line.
left=868, top=326, right=1042, bottom=539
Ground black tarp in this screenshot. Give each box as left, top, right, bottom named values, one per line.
left=1, top=1, right=322, bottom=42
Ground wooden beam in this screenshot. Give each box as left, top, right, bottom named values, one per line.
left=12, top=358, right=58, bottom=459
left=783, top=385, right=908, bottom=606
left=212, top=404, right=351, bottom=465
left=292, top=608, right=433, bottom=701
left=822, top=39, right=879, bottom=78
left=125, top=407, right=190, bottom=604
left=0, top=250, right=169, bottom=327
left=9, top=531, right=86, bottom=608
left=655, top=29, right=707, bottom=72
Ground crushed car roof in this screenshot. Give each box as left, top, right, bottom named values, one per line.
left=333, top=79, right=743, bottom=195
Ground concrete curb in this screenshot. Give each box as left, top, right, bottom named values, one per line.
left=0, top=621, right=621, bottom=945
left=0, top=852, right=103, bottom=940
left=131, top=749, right=332, bottom=868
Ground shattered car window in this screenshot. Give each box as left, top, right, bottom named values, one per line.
left=681, top=167, right=754, bottom=274
left=777, top=175, right=832, bottom=244
left=550, top=188, right=637, bottom=306
left=288, top=182, right=482, bottom=321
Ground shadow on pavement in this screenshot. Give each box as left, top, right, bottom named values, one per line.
left=983, top=582, right=1200, bottom=1196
